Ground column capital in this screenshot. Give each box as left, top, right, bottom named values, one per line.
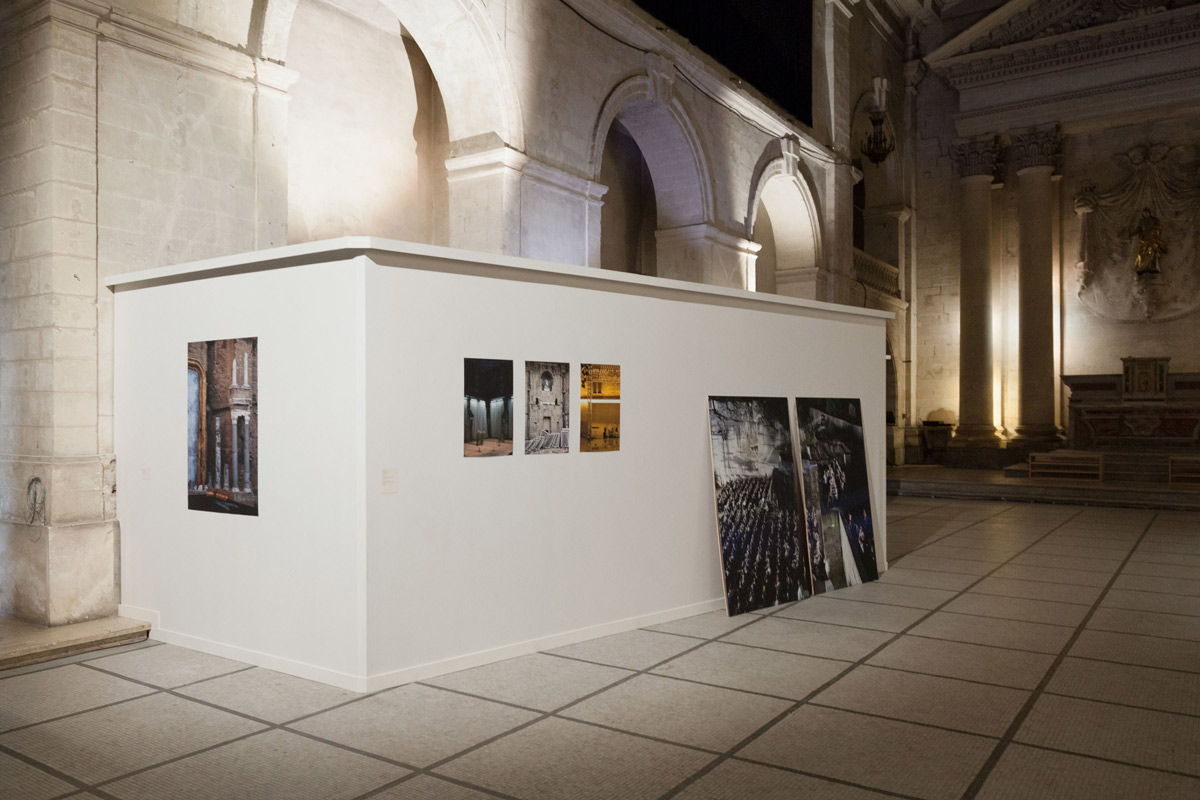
left=954, top=135, right=1000, bottom=179
left=1009, top=124, right=1062, bottom=173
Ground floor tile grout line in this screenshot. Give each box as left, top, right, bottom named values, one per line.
left=0, top=741, right=92, bottom=796
left=657, top=502, right=1090, bottom=800
left=725, top=754, right=935, bottom=800
left=956, top=510, right=1161, bottom=800
left=1077, top=625, right=1200, bottom=645
left=964, top=589, right=1096, bottom=607
left=1040, top=689, right=1200, bottom=720
left=0, top=686, right=162, bottom=736
left=0, top=640, right=163, bottom=682
left=803, top=700, right=1003, bottom=739
left=1067, top=652, right=1200, bottom=675
left=990, top=740, right=1200, bottom=782
left=919, top=608, right=1079, bottom=630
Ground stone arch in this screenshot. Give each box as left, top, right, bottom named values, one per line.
left=588, top=72, right=714, bottom=230
left=747, top=144, right=823, bottom=295
left=258, top=0, right=523, bottom=151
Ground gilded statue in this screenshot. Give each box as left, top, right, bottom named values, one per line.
left=1133, top=207, right=1166, bottom=275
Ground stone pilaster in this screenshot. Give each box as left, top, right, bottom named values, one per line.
left=656, top=224, right=760, bottom=290
left=1011, top=125, right=1063, bottom=445
left=445, top=144, right=526, bottom=257
left=951, top=135, right=1001, bottom=447
left=0, top=0, right=116, bottom=625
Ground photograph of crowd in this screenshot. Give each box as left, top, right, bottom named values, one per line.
left=581, top=363, right=620, bottom=452
left=795, top=397, right=878, bottom=591
left=526, top=361, right=569, bottom=454
left=464, top=358, right=514, bottom=457
left=187, top=337, right=258, bottom=515
left=708, top=396, right=811, bottom=615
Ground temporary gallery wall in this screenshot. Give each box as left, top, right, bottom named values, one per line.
left=110, top=238, right=890, bottom=691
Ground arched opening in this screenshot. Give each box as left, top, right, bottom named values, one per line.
left=599, top=121, right=657, bottom=275
left=749, top=171, right=820, bottom=295
left=285, top=0, right=449, bottom=244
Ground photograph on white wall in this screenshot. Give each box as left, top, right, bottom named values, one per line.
left=708, top=396, right=811, bottom=615
left=187, top=338, right=258, bottom=515
left=464, top=358, right=514, bottom=457
left=580, top=363, right=620, bottom=452
left=525, top=361, right=569, bottom=454
left=795, top=398, right=878, bottom=591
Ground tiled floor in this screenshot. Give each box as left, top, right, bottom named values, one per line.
left=2, top=498, right=1199, bottom=800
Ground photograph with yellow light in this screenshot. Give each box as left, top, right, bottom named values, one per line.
left=580, top=363, right=620, bottom=452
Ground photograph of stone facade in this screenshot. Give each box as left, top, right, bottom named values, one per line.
left=795, top=398, right=878, bottom=592
left=464, top=358, right=514, bottom=457
left=708, top=396, right=810, bottom=615
left=525, top=361, right=569, bottom=454
left=187, top=338, right=258, bottom=515
left=580, top=363, right=620, bottom=452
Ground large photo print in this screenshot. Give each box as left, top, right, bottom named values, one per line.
left=795, top=398, right=878, bottom=591
left=708, top=397, right=811, bottom=615
left=187, top=338, right=258, bottom=515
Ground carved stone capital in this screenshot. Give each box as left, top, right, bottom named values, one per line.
left=1010, top=125, right=1062, bottom=172
left=954, top=135, right=1001, bottom=178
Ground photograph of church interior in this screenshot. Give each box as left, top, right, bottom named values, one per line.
left=2, top=0, right=1200, bottom=798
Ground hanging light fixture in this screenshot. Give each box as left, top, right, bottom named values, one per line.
left=861, top=109, right=894, bottom=165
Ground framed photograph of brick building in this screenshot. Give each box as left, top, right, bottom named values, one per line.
left=187, top=338, right=258, bottom=515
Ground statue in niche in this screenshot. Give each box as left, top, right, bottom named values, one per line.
left=1073, top=143, right=1200, bottom=321
left=1133, top=208, right=1166, bottom=275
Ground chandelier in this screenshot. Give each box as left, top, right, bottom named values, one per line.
left=860, top=109, right=894, bottom=165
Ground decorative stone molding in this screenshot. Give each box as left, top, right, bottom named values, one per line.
left=1009, top=125, right=1062, bottom=172
left=853, top=248, right=901, bottom=298
left=645, top=52, right=676, bottom=105
left=955, top=135, right=1002, bottom=178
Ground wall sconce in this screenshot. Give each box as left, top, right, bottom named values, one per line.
left=860, top=76, right=895, bottom=166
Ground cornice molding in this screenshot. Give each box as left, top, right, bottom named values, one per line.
left=930, top=5, right=1200, bottom=88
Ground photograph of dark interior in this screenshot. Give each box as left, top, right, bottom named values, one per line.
left=526, top=361, right=570, bottom=454
left=187, top=338, right=258, bottom=516
left=795, top=397, right=878, bottom=592
left=708, top=396, right=811, bottom=615
left=464, top=358, right=514, bottom=457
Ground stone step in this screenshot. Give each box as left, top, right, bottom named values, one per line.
left=0, top=615, right=150, bottom=671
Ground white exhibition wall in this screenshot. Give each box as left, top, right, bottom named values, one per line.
left=111, top=238, right=889, bottom=691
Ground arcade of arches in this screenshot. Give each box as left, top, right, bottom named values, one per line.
left=3, top=0, right=1200, bottom=624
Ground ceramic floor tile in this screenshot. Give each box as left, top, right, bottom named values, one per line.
left=721, top=617, right=893, bottom=661
left=989, top=564, right=1112, bottom=587
left=814, top=664, right=1029, bottom=736
left=175, top=667, right=361, bottom=724
left=645, top=610, right=760, bottom=640
left=86, top=644, right=249, bottom=689
left=674, top=757, right=896, bottom=800
left=651, top=641, right=849, bottom=700
left=968, top=576, right=1103, bottom=605
left=1026, top=543, right=1133, bottom=560
left=1070, top=629, right=1200, bottom=673
left=893, top=554, right=998, bottom=576
left=905, top=544, right=1012, bottom=563
left=547, top=629, right=700, bottom=670
left=1007, top=553, right=1122, bottom=574
left=1087, top=607, right=1200, bottom=642
left=1016, top=694, right=1200, bottom=776
left=1042, top=534, right=1134, bottom=552
left=1046, top=657, right=1200, bottom=716
left=370, top=774, right=497, bottom=800
left=435, top=717, right=712, bottom=800
left=101, top=728, right=406, bottom=800
left=0, top=692, right=265, bottom=784
left=907, top=612, right=1074, bottom=654
left=772, top=596, right=928, bottom=632
left=1117, top=561, right=1200, bottom=580
left=1136, top=541, right=1200, bottom=557
left=562, top=673, right=791, bottom=751
left=830, top=582, right=959, bottom=610
left=1101, top=589, right=1200, bottom=617
left=975, top=743, right=1200, bottom=800
left=1129, top=550, right=1200, bottom=568
left=0, top=664, right=153, bottom=733
left=739, top=703, right=997, bottom=800
left=1112, top=574, right=1200, bottom=597
left=289, top=683, right=538, bottom=767
left=877, top=568, right=977, bottom=591
left=867, top=635, right=1055, bottom=690
left=423, top=653, right=631, bottom=712
left=941, top=593, right=1091, bottom=627
left=0, top=750, right=78, bottom=800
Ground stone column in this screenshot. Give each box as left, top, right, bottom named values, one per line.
left=1011, top=125, right=1062, bottom=445
left=231, top=417, right=239, bottom=493
left=445, top=145, right=527, bottom=257
left=951, top=136, right=1001, bottom=447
